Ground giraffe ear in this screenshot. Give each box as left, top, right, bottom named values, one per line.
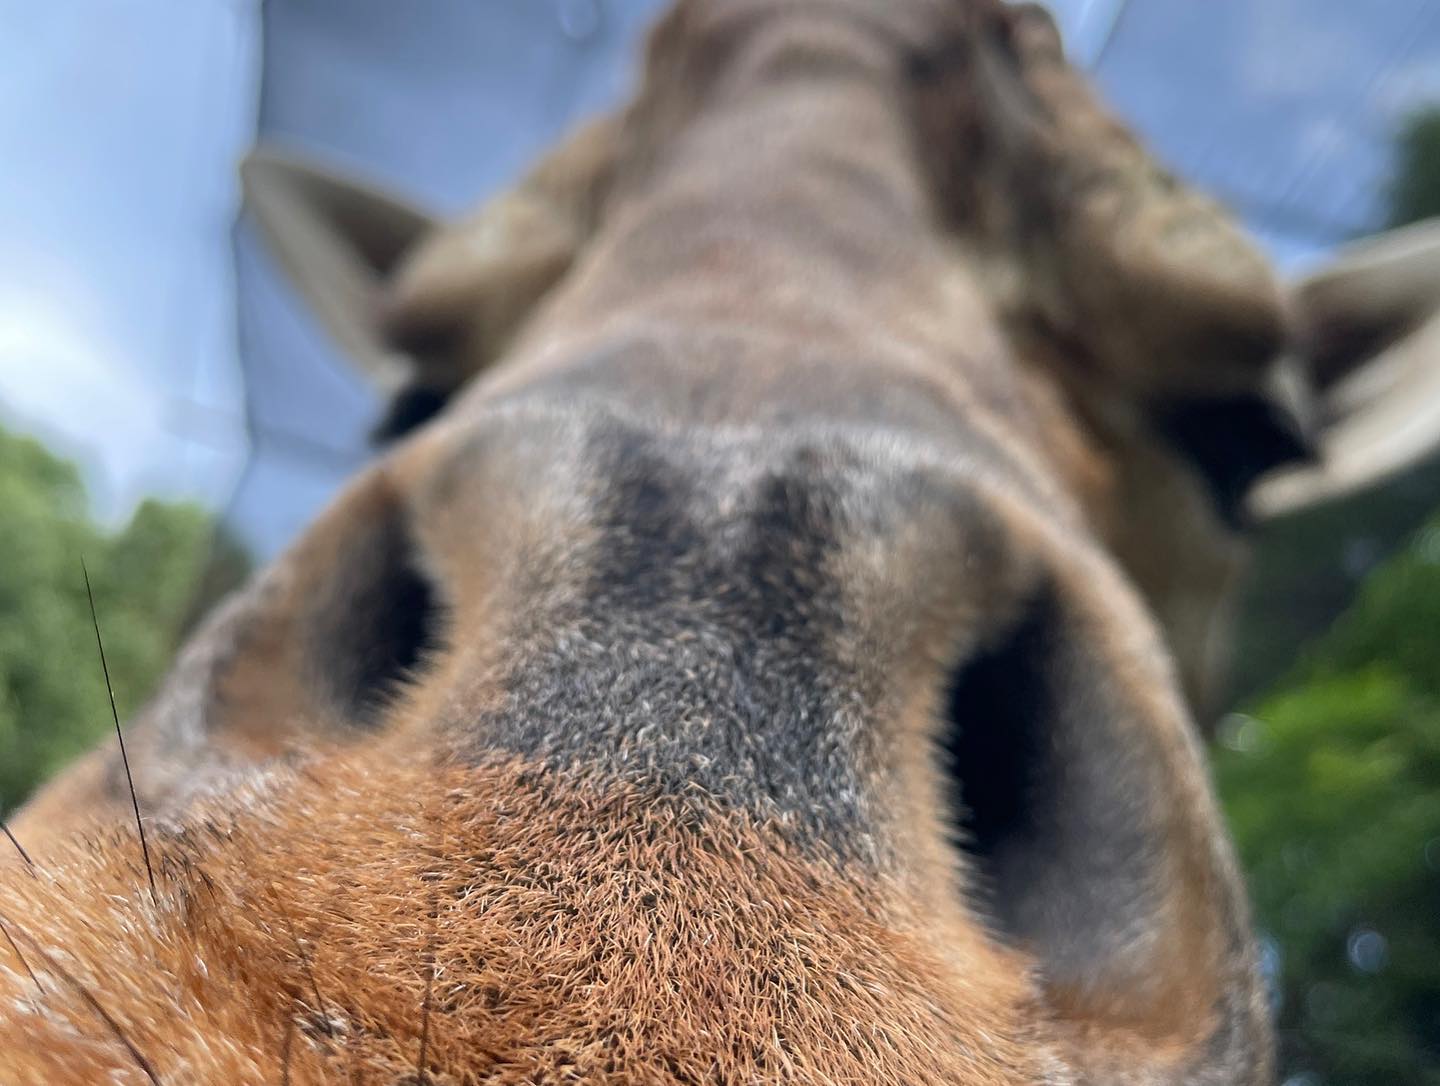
left=240, top=146, right=438, bottom=395
left=1250, top=219, right=1440, bottom=519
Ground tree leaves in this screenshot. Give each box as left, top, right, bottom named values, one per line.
left=0, top=425, right=241, bottom=812
left=1217, top=525, right=1440, bottom=1085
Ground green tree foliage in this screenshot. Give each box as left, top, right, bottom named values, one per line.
left=1388, top=108, right=1440, bottom=228
left=0, top=425, right=242, bottom=813
left=1218, top=519, right=1440, bottom=1085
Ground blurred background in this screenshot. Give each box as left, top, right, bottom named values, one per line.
left=0, top=2, right=1437, bottom=1082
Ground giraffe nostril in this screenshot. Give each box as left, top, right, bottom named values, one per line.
left=303, top=499, right=450, bottom=729
left=941, top=587, right=1052, bottom=898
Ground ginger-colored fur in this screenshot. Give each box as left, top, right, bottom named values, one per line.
left=1, top=756, right=1057, bottom=1085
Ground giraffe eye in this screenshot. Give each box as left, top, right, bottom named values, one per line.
left=1158, top=393, right=1316, bottom=528
left=372, top=383, right=454, bottom=445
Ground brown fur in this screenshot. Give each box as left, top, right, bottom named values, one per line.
left=3, top=1, right=1308, bottom=1081
left=2, top=754, right=1066, bottom=1085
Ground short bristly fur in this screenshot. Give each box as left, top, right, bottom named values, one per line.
left=7, top=2, right=1440, bottom=1083
left=3, top=756, right=1062, bottom=1083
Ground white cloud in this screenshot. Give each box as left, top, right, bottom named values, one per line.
left=0, top=289, right=240, bottom=523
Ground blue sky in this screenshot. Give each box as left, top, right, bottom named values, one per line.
left=0, top=0, right=255, bottom=521
left=1, top=0, right=1436, bottom=546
